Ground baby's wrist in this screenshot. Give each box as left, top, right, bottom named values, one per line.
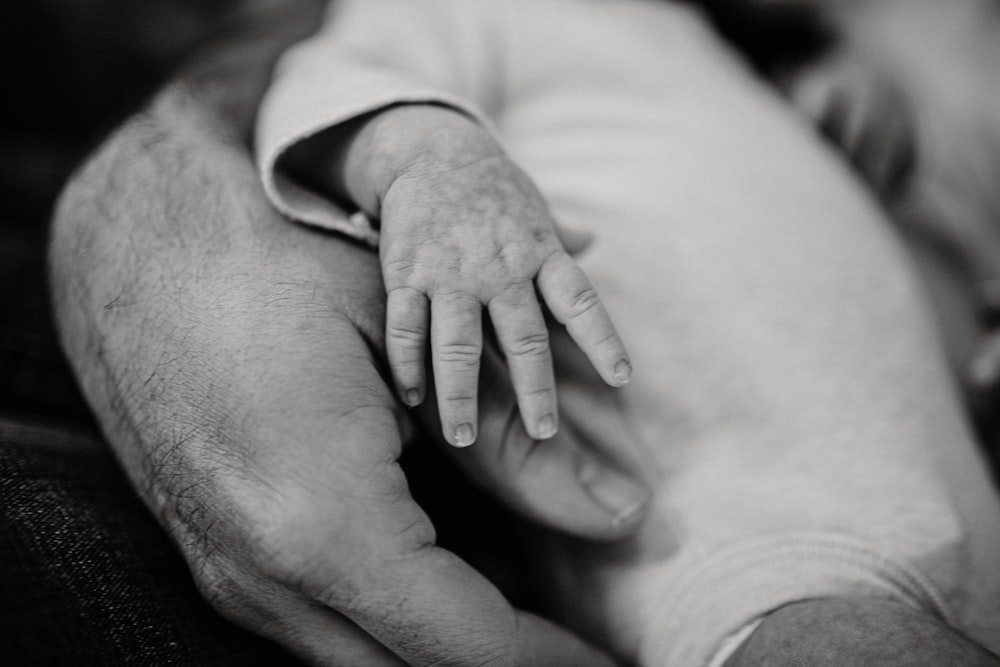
left=355, top=105, right=502, bottom=211
left=279, top=103, right=498, bottom=218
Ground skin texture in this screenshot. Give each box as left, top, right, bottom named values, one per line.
left=285, top=105, right=631, bottom=448
left=48, top=0, right=1000, bottom=665
left=48, top=1, right=649, bottom=664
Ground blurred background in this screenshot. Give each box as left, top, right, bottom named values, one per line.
left=1, top=0, right=235, bottom=423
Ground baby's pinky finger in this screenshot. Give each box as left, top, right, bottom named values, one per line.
left=537, top=252, right=632, bottom=387
left=386, top=287, right=429, bottom=407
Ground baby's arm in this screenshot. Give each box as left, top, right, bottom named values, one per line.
left=257, top=0, right=503, bottom=243
left=257, top=0, right=630, bottom=446
left=283, top=104, right=632, bottom=447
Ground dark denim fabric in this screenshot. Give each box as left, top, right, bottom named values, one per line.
left=0, top=425, right=297, bottom=666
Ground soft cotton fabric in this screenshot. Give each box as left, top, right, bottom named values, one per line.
left=257, top=1, right=1000, bottom=665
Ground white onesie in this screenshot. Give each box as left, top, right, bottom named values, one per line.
left=257, top=1, right=1000, bottom=665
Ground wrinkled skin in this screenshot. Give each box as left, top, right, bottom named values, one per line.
left=286, top=104, right=632, bottom=448
left=48, top=1, right=648, bottom=664
left=48, top=1, right=1000, bottom=666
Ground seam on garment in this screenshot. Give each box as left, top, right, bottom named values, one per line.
left=257, top=89, right=503, bottom=246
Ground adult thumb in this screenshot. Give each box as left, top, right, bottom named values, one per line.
left=422, top=339, right=651, bottom=541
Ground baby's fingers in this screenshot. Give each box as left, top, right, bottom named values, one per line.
left=386, top=287, right=429, bottom=407
left=431, top=291, right=482, bottom=447
left=537, top=252, right=632, bottom=386
left=489, top=281, right=558, bottom=441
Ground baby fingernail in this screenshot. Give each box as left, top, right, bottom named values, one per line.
left=538, top=414, right=557, bottom=439
left=405, top=388, right=421, bottom=407
left=454, top=423, right=476, bottom=448
left=614, top=359, right=633, bottom=385
left=580, top=460, right=649, bottom=527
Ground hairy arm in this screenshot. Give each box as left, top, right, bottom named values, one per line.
left=48, top=1, right=638, bottom=663
left=51, top=0, right=339, bottom=507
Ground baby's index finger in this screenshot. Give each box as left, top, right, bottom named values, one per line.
left=536, top=251, right=632, bottom=387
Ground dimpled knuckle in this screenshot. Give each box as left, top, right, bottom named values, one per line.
left=387, top=321, right=425, bottom=347
left=566, top=286, right=600, bottom=319
left=438, top=342, right=481, bottom=368
left=507, top=331, right=549, bottom=358
left=384, top=258, right=418, bottom=284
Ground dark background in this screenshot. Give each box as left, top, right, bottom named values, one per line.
left=0, top=0, right=235, bottom=423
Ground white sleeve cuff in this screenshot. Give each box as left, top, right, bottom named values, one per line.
left=640, top=532, right=954, bottom=667
left=257, top=68, right=499, bottom=246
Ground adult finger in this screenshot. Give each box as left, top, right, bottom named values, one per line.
left=238, top=329, right=618, bottom=665
left=431, top=291, right=482, bottom=447
left=295, top=506, right=618, bottom=667
left=537, top=252, right=632, bottom=387
left=489, top=281, right=558, bottom=440
left=271, top=604, right=404, bottom=667
left=209, top=576, right=405, bottom=667
left=386, top=287, right=429, bottom=407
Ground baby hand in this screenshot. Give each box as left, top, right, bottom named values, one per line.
left=376, top=109, right=631, bottom=447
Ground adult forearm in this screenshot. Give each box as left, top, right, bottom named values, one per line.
left=48, top=0, right=336, bottom=519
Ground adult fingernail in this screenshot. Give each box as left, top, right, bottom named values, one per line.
left=454, top=423, right=476, bottom=448
left=580, top=459, right=649, bottom=527
left=405, top=388, right=421, bottom=407
left=614, top=358, right=633, bottom=385
left=538, top=414, right=557, bottom=439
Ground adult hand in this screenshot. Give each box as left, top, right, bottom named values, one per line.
left=48, top=2, right=645, bottom=664
left=49, top=106, right=625, bottom=667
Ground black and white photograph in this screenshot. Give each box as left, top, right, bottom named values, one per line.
left=3, top=0, right=1000, bottom=664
